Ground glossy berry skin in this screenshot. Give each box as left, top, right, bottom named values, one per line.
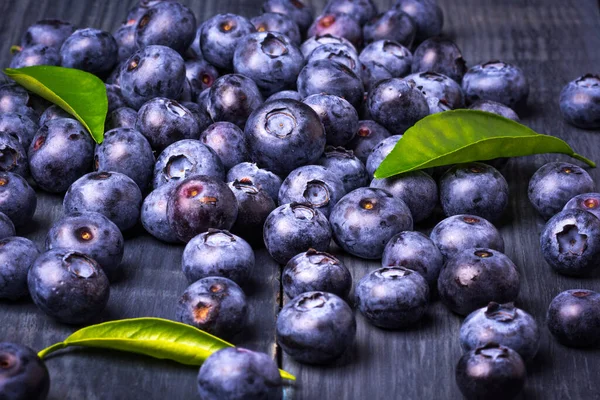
left=371, top=170, right=437, bottom=223
left=60, top=28, right=118, bottom=76
left=430, top=214, right=504, bottom=260
left=9, top=45, right=60, bottom=69
left=368, top=78, right=429, bottom=135
left=411, top=37, right=466, bottom=83
left=45, top=211, right=124, bottom=281
left=317, top=147, right=368, bottom=193
left=540, top=209, right=600, bottom=276
left=303, top=94, right=358, bottom=146
left=135, top=1, right=196, bottom=54
left=440, top=162, right=509, bottom=221
left=547, top=289, right=600, bottom=348
left=0, top=172, right=37, bottom=229
left=438, top=248, right=520, bottom=316
left=207, top=74, right=264, bottom=129
left=460, top=302, right=540, bottom=362
left=264, top=203, right=331, bottom=264
left=200, top=13, right=256, bottom=70
left=153, top=140, right=225, bottom=188
left=245, top=99, right=326, bottom=176
left=394, top=0, right=444, bottom=42
left=105, top=107, right=138, bottom=131
left=263, top=0, right=314, bottom=35
left=0, top=342, right=49, bottom=400
left=28, top=249, right=110, bottom=324
left=182, top=229, right=254, bottom=285
left=528, top=162, right=595, bottom=220
left=308, top=13, right=362, bottom=48
left=330, top=187, right=413, bottom=259
left=363, top=9, right=416, bottom=48
left=184, top=59, right=219, bottom=99
left=197, top=347, right=282, bottom=400
left=0, top=132, right=28, bottom=178
left=455, top=344, right=526, bottom=400
left=347, top=120, right=391, bottom=164
left=298, top=60, right=364, bottom=109
left=405, top=71, right=464, bottom=108
left=0, top=112, right=39, bottom=149
left=306, top=43, right=361, bottom=78
left=365, top=134, right=402, bottom=177
left=227, top=163, right=282, bottom=201
left=359, top=40, right=413, bottom=91
left=0, top=212, right=15, bottom=240
left=0, top=237, right=39, bottom=300
left=563, top=192, right=600, bottom=219
left=167, top=175, right=238, bottom=243
left=300, top=34, right=356, bottom=59
left=276, top=291, right=356, bottom=364
left=120, top=45, right=185, bottom=110
left=283, top=249, right=351, bottom=299
left=21, top=19, right=74, bottom=49
left=382, top=231, right=443, bottom=286
left=228, top=179, right=276, bottom=245
left=559, top=74, right=600, bottom=129
left=266, top=90, right=303, bottom=102
left=323, top=0, right=377, bottom=26
left=356, top=266, right=429, bottom=329
left=177, top=276, right=247, bottom=340
left=28, top=118, right=95, bottom=192
left=462, top=61, right=529, bottom=109
left=63, top=172, right=143, bottom=231
left=251, top=12, right=302, bottom=45
left=233, top=32, right=304, bottom=96
left=469, top=100, right=519, bottom=122
left=141, top=182, right=179, bottom=243
left=199, top=122, right=247, bottom=171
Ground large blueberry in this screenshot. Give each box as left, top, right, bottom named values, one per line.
left=306, top=42, right=361, bottom=76
left=200, top=13, right=256, bottom=70
left=563, top=192, right=600, bottom=219
left=263, top=0, right=314, bottom=34
left=303, top=94, right=358, bottom=146
left=394, top=0, right=444, bottom=42
left=365, top=134, right=402, bottom=177
left=20, top=19, right=74, bottom=49
left=346, top=120, right=391, bottom=164
left=60, top=28, right=117, bottom=76
left=547, top=289, right=600, bottom=348
left=228, top=179, right=276, bottom=245
left=252, top=12, right=302, bottom=45
left=105, top=107, right=138, bottom=131
left=184, top=59, right=220, bottom=99
left=227, top=162, right=282, bottom=202
left=462, top=61, right=529, bottom=109
left=404, top=71, right=464, bottom=108
left=0, top=132, right=28, bottom=178
left=134, top=1, right=196, bottom=54
left=0, top=237, right=39, bottom=300
left=363, top=9, right=416, bottom=48
left=359, top=40, right=413, bottom=91
left=140, top=182, right=179, bottom=243
left=39, top=105, right=70, bottom=127
left=559, top=74, right=600, bottom=129
left=9, top=44, right=60, bottom=69
left=0, top=342, right=49, bottom=400
left=411, top=37, right=466, bottom=83
left=317, top=146, right=368, bottom=193
left=199, top=122, right=248, bottom=170
left=207, top=74, right=264, bottom=129
left=323, top=0, right=377, bottom=26
left=307, top=13, right=362, bottom=48
left=0, top=172, right=36, bottom=229
left=0, top=112, right=39, bottom=149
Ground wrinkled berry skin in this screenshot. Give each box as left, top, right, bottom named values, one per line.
left=0, top=113, right=39, bottom=149
left=540, top=209, right=600, bottom=276
left=356, top=267, right=429, bottom=329
left=10, top=44, right=61, bottom=69
left=0, top=212, right=15, bottom=240
left=200, top=13, right=256, bottom=70
left=366, top=134, right=402, bottom=177
left=308, top=13, right=362, bottom=48
left=135, top=1, right=196, bottom=54
left=60, top=28, right=118, bottom=76
left=141, top=182, right=179, bottom=243
left=368, top=78, right=428, bottom=135
left=347, top=120, right=391, bottom=164
left=300, top=34, right=356, bottom=59
left=563, top=192, right=600, bottom=219
left=283, top=249, right=351, bottom=299
left=63, top=172, right=143, bottom=231
left=177, top=276, right=247, bottom=340
left=228, top=179, right=276, bottom=245
left=0, top=172, right=37, bottom=229
left=105, top=107, right=138, bottom=131
left=28, top=249, right=110, bottom=324
left=469, top=100, right=520, bottom=122
left=297, top=60, right=364, bottom=109
left=21, top=19, right=74, bottom=49
left=382, top=231, right=443, bottom=286
left=528, top=161, right=595, bottom=220
left=0, top=342, right=50, bottom=400
left=330, top=187, right=413, bottom=259
left=455, top=344, right=526, bottom=400
left=461, top=302, right=540, bottom=362
left=167, top=175, right=238, bottom=243
left=405, top=71, right=464, bottom=108
left=199, top=122, right=248, bottom=171
left=276, top=291, right=356, bottom=364
left=28, top=118, right=94, bottom=193
left=245, top=99, right=326, bottom=176
left=559, top=74, right=600, bottom=129
left=430, top=214, right=504, bottom=260
left=438, top=248, right=520, bottom=316
left=207, top=74, right=264, bottom=129
left=303, top=94, right=358, bottom=147
left=317, top=147, right=368, bottom=193
left=547, top=289, right=600, bottom=348
left=462, top=61, right=529, bottom=109
left=323, top=0, right=377, bottom=26
left=120, top=45, right=185, bottom=110
left=363, top=9, right=416, bottom=48
left=0, top=237, right=39, bottom=300
left=266, top=90, right=303, bottom=102
left=227, top=163, right=282, bottom=201
left=182, top=229, right=254, bottom=286
left=197, top=347, right=282, bottom=400
left=251, top=12, right=302, bottom=45
left=0, top=132, right=28, bottom=178
left=278, top=165, right=346, bottom=217
left=411, top=37, right=466, bottom=83
left=264, top=203, right=332, bottom=264
left=263, top=0, right=314, bottom=35
left=306, top=42, right=361, bottom=77
left=46, top=211, right=124, bottom=281
left=394, top=0, right=444, bottom=42
left=94, top=128, right=154, bottom=191
left=359, top=40, right=413, bottom=91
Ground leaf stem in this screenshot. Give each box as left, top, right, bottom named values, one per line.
left=571, top=153, right=596, bottom=168
left=38, top=342, right=67, bottom=359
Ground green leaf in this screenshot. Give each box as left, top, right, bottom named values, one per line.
left=374, top=110, right=595, bottom=179
left=3, top=66, right=107, bottom=144
left=38, top=317, right=295, bottom=381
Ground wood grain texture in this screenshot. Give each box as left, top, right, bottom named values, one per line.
left=0, top=0, right=599, bottom=399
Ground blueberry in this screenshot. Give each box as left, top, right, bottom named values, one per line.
left=0, top=172, right=36, bottom=229
left=252, top=12, right=302, bottom=45
left=460, top=302, right=540, bottom=362
left=104, top=107, right=138, bottom=131
left=264, top=203, right=332, bottom=264
left=323, top=0, right=378, bottom=26
left=438, top=248, right=520, bottom=316
left=197, top=347, right=282, bottom=400
left=39, top=105, right=70, bottom=127
left=153, top=140, right=225, bottom=188
left=63, top=171, right=143, bottom=231
left=0, top=113, right=39, bottom=149
left=20, top=19, right=74, bottom=49
left=462, top=61, right=529, bottom=109
left=306, top=42, right=361, bottom=76
left=411, top=37, right=466, bottom=83
left=559, top=74, right=600, bottom=129
left=167, top=174, right=238, bottom=243
left=0, top=342, right=49, bottom=400
left=0, top=237, right=39, bottom=300
left=430, top=214, right=504, bottom=259
left=105, top=84, right=127, bottom=113
left=297, top=60, right=364, bottom=109
left=347, top=120, right=391, bottom=164
left=245, top=99, right=325, bottom=176
left=60, top=28, right=117, bottom=76
left=394, top=0, right=444, bottom=42
left=365, top=134, right=402, bottom=177
left=9, top=44, right=60, bottom=69
left=547, top=289, right=600, bottom=348
left=227, top=179, right=276, bottom=245
left=363, top=9, right=416, bottom=48
left=45, top=211, right=124, bottom=281
left=182, top=229, right=254, bottom=285
left=200, top=13, right=256, bottom=70
left=405, top=71, right=464, bottom=108
left=0, top=83, right=31, bottom=115
left=563, top=192, right=600, bottom=219
left=227, top=162, right=282, bottom=201
left=135, top=1, right=196, bottom=54
left=140, top=182, right=179, bottom=243
left=359, top=40, right=413, bottom=91
left=0, top=132, right=28, bottom=178
left=317, top=146, right=368, bottom=193
left=308, top=13, right=362, bottom=48
left=528, top=162, right=595, bottom=220
left=180, top=101, right=213, bottom=134
left=356, top=266, right=429, bottom=329
left=300, top=34, right=356, bottom=59
left=263, top=0, right=314, bottom=35
left=207, top=74, right=264, bottom=129
left=120, top=45, right=185, bottom=110
left=469, top=100, right=520, bottom=122
left=330, top=187, right=413, bottom=259
left=176, top=276, right=247, bottom=339
left=0, top=212, right=15, bottom=240
left=28, top=249, right=110, bottom=324
left=113, top=22, right=137, bottom=63
left=198, top=122, right=248, bottom=171
left=266, top=90, right=303, bottom=102
left=303, top=94, right=358, bottom=146
left=184, top=59, right=220, bottom=99
left=455, top=344, right=526, bottom=400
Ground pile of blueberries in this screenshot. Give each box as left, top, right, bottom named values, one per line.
left=1, top=0, right=600, bottom=399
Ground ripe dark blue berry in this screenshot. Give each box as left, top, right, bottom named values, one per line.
left=0, top=172, right=36, bottom=229
left=200, top=13, right=256, bottom=70
left=134, top=1, right=196, bottom=54
left=300, top=34, right=356, bottom=58
left=394, top=0, right=444, bottom=42
left=227, top=162, right=282, bottom=202
left=0, top=212, right=15, bottom=240
left=0, top=342, right=49, bottom=400
left=317, top=147, right=368, bottom=193
left=469, top=100, right=520, bottom=122
left=347, top=120, right=391, bottom=164
left=141, top=182, right=179, bottom=243
left=411, top=37, right=466, bottom=83
left=306, top=42, right=361, bottom=77
left=199, top=122, right=248, bottom=170
left=228, top=179, right=276, bottom=245
left=105, top=107, right=138, bottom=131
left=0, top=237, right=39, bottom=300
left=21, top=19, right=74, bottom=49
left=0, top=112, right=39, bottom=149
left=60, top=28, right=118, bottom=76
left=10, top=44, right=60, bottom=69
left=405, top=71, right=465, bottom=108
left=0, top=132, right=28, bottom=178
left=303, top=94, right=359, bottom=146
left=307, top=13, right=362, bottom=48
left=563, top=192, right=600, bottom=219
left=251, top=12, right=302, bottom=45
left=207, top=74, right=264, bottom=129
left=547, top=289, right=600, bottom=348
left=359, top=40, right=412, bottom=91
left=366, top=134, right=402, bottom=176
left=363, top=9, right=416, bottom=48
left=263, top=0, right=314, bottom=34
left=323, top=0, right=378, bottom=26
left=559, top=74, right=600, bottom=129
left=462, top=61, right=529, bottom=109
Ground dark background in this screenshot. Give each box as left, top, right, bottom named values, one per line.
left=1, top=0, right=600, bottom=399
